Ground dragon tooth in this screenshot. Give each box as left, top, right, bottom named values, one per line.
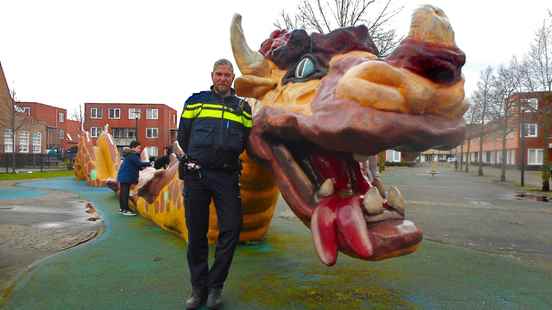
left=318, top=179, right=334, bottom=197
left=362, top=187, right=384, bottom=215
left=387, top=186, right=406, bottom=215
left=311, top=204, right=338, bottom=266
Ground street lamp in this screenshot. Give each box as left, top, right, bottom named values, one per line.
left=132, top=110, right=140, bottom=143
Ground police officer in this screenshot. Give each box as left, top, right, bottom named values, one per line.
left=178, top=58, right=252, bottom=310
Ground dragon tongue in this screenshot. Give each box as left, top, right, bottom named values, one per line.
left=312, top=194, right=374, bottom=265
left=336, top=196, right=373, bottom=259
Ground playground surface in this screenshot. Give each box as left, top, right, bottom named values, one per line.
left=1, top=166, right=552, bottom=309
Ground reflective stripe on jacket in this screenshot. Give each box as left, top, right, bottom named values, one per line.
left=177, top=89, right=251, bottom=170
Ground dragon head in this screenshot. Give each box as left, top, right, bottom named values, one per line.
left=231, top=5, right=467, bottom=265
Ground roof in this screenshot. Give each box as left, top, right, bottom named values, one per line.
left=84, top=102, right=177, bottom=112
left=17, top=101, right=67, bottom=111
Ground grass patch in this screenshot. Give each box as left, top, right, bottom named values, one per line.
left=0, top=170, right=73, bottom=180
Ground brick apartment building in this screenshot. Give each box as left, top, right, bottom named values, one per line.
left=15, top=101, right=81, bottom=151
left=1, top=62, right=79, bottom=161
left=83, top=102, right=178, bottom=158
left=454, top=91, right=552, bottom=168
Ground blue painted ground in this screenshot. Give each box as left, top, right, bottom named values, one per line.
left=3, top=177, right=552, bottom=309
left=0, top=187, right=47, bottom=201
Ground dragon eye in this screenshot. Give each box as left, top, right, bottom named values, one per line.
left=295, top=57, right=315, bottom=79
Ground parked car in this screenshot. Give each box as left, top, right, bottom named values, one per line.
left=64, top=146, right=78, bottom=161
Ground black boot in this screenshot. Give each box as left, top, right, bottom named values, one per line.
left=206, top=288, right=223, bottom=309
left=185, top=287, right=207, bottom=309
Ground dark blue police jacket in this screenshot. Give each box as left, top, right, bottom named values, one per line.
left=177, top=88, right=252, bottom=171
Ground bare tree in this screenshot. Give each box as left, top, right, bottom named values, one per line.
left=463, top=100, right=481, bottom=173
left=70, top=104, right=84, bottom=125
left=7, top=89, right=33, bottom=173
left=527, top=19, right=552, bottom=93
left=473, top=67, right=495, bottom=176
left=275, top=0, right=403, bottom=56
left=493, top=59, right=521, bottom=182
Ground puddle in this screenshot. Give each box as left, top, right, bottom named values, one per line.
left=515, top=192, right=550, bottom=202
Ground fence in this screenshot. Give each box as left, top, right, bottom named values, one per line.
left=0, top=145, right=70, bottom=172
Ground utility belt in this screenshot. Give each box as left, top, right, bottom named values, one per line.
left=203, top=148, right=241, bottom=172
left=178, top=153, right=241, bottom=180
left=201, top=160, right=241, bottom=172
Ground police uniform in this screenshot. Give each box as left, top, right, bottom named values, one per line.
left=177, top=88, right=252, bottom=291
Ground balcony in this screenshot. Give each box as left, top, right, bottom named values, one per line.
left=112, top=138, right=134, bottom=146
left=112, top=128, right=136, bottom=146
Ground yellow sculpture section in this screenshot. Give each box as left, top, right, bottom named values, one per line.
left=94, top=128, right=120, bottom=182
left=75, top=129, right=280, bottom=243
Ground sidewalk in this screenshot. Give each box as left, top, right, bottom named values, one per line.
left=429, top=162, right=545, bottom=190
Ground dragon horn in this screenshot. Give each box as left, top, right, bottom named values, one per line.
left=230, top=14, right=270, bottom=77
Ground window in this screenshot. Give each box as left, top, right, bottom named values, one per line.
left=386, top=150, right=401, bottom=163
left=128, top=128, right=136, bottom=139
left=90, top=127, right=100, bottom=138
left=109, top=108, right=121, bottom=119
left=527, top=98, right=538, bottom=110
left=522, top=123, right=538, bottom=137
left=90, top=107, right=102, bottom=119
left=22, top=107, right=31, bottom=116
left=146, top=108, right=159, bottom=120
left=58, top=112, right=65, bottom=122
left=112, top=128, right=135, bottom=139
left=147, top=146, right=158, bottom=157
left=59, top=129, right=65, bottom=140
left=19, top=131, right=29, bottom=153
left=146, top=128, right=158, bottom=138
left=4, top=129, right=13, bottom=153
left=507, top=149, right=515, bottom=165
left=485, top=151, right=491, bottom=163
left=128, top=108, right=141, bottom=119
left=32, top=132, right=42, bottom=153
left=528, top=149, right=543, bottom=165
left=112, top=128, right=124, bottom=138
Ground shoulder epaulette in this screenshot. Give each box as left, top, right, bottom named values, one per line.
left=185, top=91, right=210, bottom=104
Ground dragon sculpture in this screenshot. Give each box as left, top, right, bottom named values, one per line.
left=74, top=124, right=119, bottom=187
left=74, top=5, right=466, bottom=266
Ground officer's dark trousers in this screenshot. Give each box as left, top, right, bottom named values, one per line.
left=183, top=169, right=242, bottom=290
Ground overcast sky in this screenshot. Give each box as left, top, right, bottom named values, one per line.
left=0, top=0, right=550, bottom=117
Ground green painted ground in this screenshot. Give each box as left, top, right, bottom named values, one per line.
left=3, top=178, right=552, bottom=309
left=0, top=170, right=73, bottom=181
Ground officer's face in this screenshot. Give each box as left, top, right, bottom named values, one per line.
left=211, top=64, right=235, bottom=95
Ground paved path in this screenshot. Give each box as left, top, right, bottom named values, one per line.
left=2, top=171, right=552, bottom=309
left=0, top=180, right=102, bottom=306
left=439, top=162, right=546, bottom=189
left=384, top=165, right=552, bottom=272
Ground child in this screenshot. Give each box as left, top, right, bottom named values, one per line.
left=117, top=141, right=151, bottom=216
